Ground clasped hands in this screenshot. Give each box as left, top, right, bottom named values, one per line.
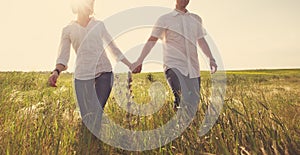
left=129, top=60, right=143, bottom=74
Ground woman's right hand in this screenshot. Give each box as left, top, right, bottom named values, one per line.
left=130, top=61, right=142, bottom=74
left=48, top=72, right=59, bottom=87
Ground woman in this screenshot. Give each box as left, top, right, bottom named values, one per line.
left=48, top=0, right=132, bottom=112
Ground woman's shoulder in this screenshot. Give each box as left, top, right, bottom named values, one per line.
left=61, top=18, right=105, bottom=32
left=90, top=17, right=102, bottom=23
left=62, top=21, right=76, bottom=29
left=59, top=21, right=76, bottom=34
left=88, top=18, right=105, bottom=29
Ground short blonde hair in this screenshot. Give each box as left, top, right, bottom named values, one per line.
left=71, top=0, right=95, bottom=15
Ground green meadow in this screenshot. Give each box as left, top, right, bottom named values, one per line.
left=0, top=69, right=299, bottom=154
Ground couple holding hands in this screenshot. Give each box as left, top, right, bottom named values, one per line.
left=48, top=0, right=218, bottom=113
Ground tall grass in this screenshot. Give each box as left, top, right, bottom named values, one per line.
left=0, top=69, right=299, bottom=154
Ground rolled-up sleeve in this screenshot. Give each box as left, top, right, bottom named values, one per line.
left=101, top=23, right=125, bottom=62
left=56, top=26, right=71, bottom=67
left=193, top=15, right=207, bottom=40
left=151, top=16, right=166, bottom=40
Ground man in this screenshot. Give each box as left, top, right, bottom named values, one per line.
left=132, top=0, right=217, bottom=111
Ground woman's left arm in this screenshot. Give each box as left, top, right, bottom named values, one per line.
left=101, top=23, right=132, bottom=68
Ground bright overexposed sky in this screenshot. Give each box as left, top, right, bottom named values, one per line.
left=0, top=0, right=299, bottom=71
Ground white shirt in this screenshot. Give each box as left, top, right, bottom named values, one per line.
left=151, top=10, right=207, bottom=78
left=56, top=17, right=125, bottom=80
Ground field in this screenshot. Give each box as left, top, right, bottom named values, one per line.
left=0, top=69, right=299, bottom=154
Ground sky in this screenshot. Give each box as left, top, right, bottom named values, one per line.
left=0, top=0, right=299, bottom=72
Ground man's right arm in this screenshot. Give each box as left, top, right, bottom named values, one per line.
left=131, top=36, right=158, bottom=73
left=137, top=36, right=158, bottom=63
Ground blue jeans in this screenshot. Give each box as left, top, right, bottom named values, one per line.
left=74, top=72, right=113, bottom=127
left=165, top=68, right=201, bottom=108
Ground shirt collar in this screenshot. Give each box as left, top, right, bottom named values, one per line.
left=172, top=9, right=190, bottom=16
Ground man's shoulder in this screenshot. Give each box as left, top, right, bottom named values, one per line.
left=158, top=11, right=175, bottom=20
left=158, top=11, right=202, bottom=19
left=189, top=13, right=202, bottom=22
left=190, top=13, right=201, bottom=18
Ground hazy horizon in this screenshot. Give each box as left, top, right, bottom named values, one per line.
left=0, top=0, right=299, bottom=72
